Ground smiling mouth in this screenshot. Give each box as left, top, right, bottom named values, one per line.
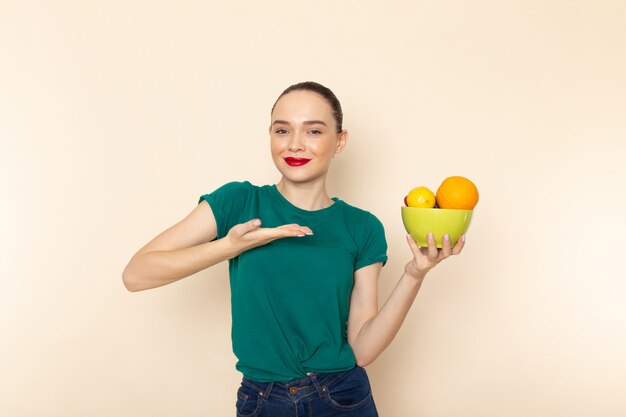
left=284, top=157, right=312, bottom=167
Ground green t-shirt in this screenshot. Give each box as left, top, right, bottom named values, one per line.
left=198, top=181, right=387, bottom=382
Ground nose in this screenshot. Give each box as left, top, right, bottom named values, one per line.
left=287, top=131, right=305, bottom=152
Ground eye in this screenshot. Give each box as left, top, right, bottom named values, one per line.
left=274, top=128, right=288, bottom=134
left=309, top=129, right=322, bottom=135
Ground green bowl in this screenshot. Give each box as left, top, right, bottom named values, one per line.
left=401, top=206, right=473, bottom=248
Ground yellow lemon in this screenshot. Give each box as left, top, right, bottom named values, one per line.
left=405, top=186, right=436, bottom=208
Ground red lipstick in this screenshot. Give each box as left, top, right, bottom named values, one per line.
left=284, top=157, right=311, bottom=167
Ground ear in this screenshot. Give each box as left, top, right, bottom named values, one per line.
left=334, top=130, right=348, bottom=154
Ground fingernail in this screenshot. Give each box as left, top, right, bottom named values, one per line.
left=252, top=219, right=261, bottom=226
left=443, top=234, right=450, bottom=242
left=297, top=234, right=305, bottom=237
left=406, top=234, right=412, bottom=240
left=461, top=235, right=466, bottom=243
left=428, top=233, right=434, bottom=240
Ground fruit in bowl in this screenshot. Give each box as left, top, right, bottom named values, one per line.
left=436, top=176, right=479, bottom=210
left=404, top=186, right=436, bottom=208
left=402, top=176, right=478, bottom=248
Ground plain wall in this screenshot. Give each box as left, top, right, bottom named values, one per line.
left=1, top=1, right=625, bottom=416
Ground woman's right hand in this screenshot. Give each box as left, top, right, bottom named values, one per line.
left=226, top=219, right=313, bottom=254
left=122, top=202, right=312, bottom=292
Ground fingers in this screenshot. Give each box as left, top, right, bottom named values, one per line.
left=405, top=234, right=422, bottom=258
left=405, top=232, right=465, bottom=278
left=419, top=233, right=463, bottom=259
left=235, top=221, right=312, bottom=239
left=406, top=233, right=439, bottom=260
left=227, top=220, right=315, bottom=254
left=251, top=223, right=313, bottom=241
left=426, top=233, right=439, bottom=259
left=276, top=223, right=313, bottom=237
left=441, top=234, right=452, bottom=258
left=451, top=234, right=466, bottom=255
left=230, top=218, right=262, bottom=238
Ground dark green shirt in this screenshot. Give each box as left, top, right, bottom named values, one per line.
left=199, top=181, right=387, bottom=382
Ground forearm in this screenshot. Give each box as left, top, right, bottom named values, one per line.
left=351, top=271, right=426, bottom=366
left=122, top=237, right=238, bottom=292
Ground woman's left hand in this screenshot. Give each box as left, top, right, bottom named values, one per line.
left=404, top=233, right=465, bottom=279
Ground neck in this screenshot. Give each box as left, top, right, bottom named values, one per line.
left=276, top=178, right=334, bottom=211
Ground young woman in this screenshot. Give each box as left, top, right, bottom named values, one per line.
left=122, top=81, right=465, bottom=417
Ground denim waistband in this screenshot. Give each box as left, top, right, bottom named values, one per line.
left=241, top=366, right=359, bottom=402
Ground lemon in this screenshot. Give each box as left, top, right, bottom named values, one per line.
left=406, top=186, right=436, bottom=208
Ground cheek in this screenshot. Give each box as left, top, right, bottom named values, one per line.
left=308, top=140, right=333, bottom=156
left=270, top=139, right=283, bottom=154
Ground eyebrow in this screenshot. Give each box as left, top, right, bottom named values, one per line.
left=272, top=120, right=328, bottom=127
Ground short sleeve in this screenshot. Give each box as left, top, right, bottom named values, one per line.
left=198, top=181, right=252, bottom=239
left=354, top=213, right=388, bottom=271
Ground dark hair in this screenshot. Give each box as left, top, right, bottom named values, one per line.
left=271, top=81, right=344, bottom=133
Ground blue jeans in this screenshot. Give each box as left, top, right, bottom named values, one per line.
left=235, top=366, right=379, bottom=417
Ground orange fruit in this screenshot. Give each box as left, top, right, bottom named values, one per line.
left=406, top=186, right=436, bottom=208
left=435, top=176, right=479, bottom=210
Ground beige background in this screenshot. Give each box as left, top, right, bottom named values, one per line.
left=1, top=0, right=625, bottom=416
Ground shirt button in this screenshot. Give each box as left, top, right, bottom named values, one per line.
left=289, top=387, right=298, bottom=395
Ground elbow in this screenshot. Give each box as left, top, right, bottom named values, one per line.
left=355, top=356, right=374, bottom=368
left=353, top=349, right=376, bottom=368
left=350, top=332, right=378, bottom=368
left=122, top=266, right=142, bottom=292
